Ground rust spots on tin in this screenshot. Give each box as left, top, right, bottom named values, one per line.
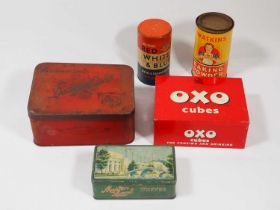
left=98, top=92, right=124, bottom=107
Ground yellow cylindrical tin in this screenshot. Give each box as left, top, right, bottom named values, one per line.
left=192, top=12, right=234, bottom=84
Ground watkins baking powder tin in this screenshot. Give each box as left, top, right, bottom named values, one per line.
left=192, top=12, right=234, bottom=84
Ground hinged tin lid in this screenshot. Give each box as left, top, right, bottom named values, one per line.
left=92, top=145, right=176, bottom=184
left=155, top=76, right=249, bottom=125
left=28, top=63, right=134, bottom=119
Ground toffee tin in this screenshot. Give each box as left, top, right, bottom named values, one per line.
left=92, top=145, right=176, bottom=199
left=28, top=63, right=135, bottom=146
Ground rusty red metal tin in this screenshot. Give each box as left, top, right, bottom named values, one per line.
left=28, top=63, right=135, bottom=146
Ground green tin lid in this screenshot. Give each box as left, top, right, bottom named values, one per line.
left=92, top=145, right=176, bottom=184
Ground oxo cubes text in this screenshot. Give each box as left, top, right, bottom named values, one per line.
left=154, top=76, right=249, bottom=148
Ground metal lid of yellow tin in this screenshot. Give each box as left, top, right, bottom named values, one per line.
left=196, top=12, right=234, bottom=34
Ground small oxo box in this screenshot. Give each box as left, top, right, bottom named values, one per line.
left=154, top=76, right=249, bottom=149
left=28, top=63, right=135, bottom=146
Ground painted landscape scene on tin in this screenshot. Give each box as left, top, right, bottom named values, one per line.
left=94, top=146, right=175, bottom=179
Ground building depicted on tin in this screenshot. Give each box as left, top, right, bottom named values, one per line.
left=97, top=152, right=129, bottom=176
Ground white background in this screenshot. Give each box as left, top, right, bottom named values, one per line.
left=0, top=0, right=280, bottom=209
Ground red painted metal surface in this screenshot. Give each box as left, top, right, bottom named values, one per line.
left=28, top=63, right=135, bottom=146
left=154, top=76, right=249, bottom=149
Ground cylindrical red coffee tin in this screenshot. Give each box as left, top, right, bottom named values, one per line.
left=138, top=18, right=172, bottom=85
left=192, top=12, right=234, bottom=85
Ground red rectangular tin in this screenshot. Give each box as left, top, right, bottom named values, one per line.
left=154, top=76, right=249, bottom=149
left=28, top=63, right=135, bottom=146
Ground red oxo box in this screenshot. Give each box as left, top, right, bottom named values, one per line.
left=154, top=76, right=249, bottom=149
left=28, top=63, right=135, bottom=146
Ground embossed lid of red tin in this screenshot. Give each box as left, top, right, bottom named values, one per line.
left=28, top=63, right=134, bottom=119
left=138, top=18, right=172, bottom=38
